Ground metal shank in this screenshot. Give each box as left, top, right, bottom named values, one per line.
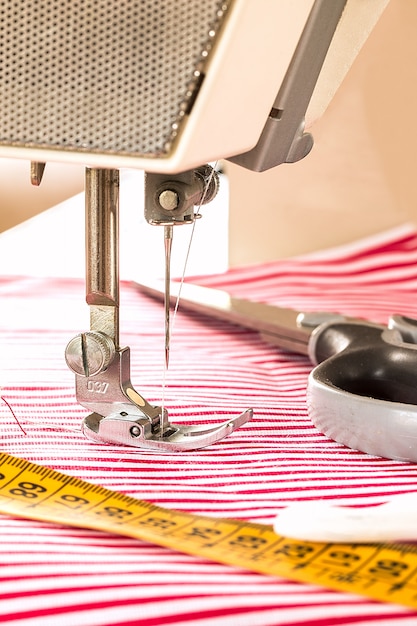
left=85, top=168, right=120, bottom=345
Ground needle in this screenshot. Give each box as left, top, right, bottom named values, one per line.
left=160, top=224, right=173, bottom=437
left=164, top=225, right=173, bottom=371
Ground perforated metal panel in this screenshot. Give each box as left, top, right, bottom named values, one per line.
left=0, top=1, right=231, bottom=160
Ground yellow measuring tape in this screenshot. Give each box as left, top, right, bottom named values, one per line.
left=0, top=450, right=416, bottom=610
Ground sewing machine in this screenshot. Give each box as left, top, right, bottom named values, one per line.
left=0, top=1, right=390, bottom=451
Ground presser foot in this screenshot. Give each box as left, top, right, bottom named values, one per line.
left=82, top=408, right=253, bottom=452
left=66, top=340, right=252, bottom=451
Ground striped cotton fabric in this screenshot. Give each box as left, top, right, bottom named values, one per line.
left=1, top=225, right=417, bottom=624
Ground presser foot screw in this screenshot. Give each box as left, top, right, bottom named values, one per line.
left=65, top=331, right=116, bottom=377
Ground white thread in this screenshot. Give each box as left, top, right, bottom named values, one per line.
left=161, top=163, right=219, bottom=420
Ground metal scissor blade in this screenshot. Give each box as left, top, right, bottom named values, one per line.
left=136, top=279, right=318, bottom=356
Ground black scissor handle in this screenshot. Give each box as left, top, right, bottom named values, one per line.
left=308, top=321, right=417, bottom=462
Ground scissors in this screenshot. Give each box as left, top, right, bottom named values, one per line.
left=137, top=279, right=417, bottom=463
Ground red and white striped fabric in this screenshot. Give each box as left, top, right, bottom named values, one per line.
left=1, top=224, right=417, bottom=624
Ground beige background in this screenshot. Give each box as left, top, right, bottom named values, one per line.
left=0, top=159, right=84, bottom=232
left=227, top=0, right=417, bottom=264
left=0, top=0, right=415, bottom=265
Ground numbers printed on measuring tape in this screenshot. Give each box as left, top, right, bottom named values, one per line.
left=55, top=494, right=90, bottom=509
left=136, top=515, right=178, bottom=531
left=229, top=534, right=268, bottom=551
left=185, top=526, right=223, bottom=541
left=9, top=481, right=47, bottom=500
left=95, top=506, right=134, bottom=520
left=321, top=549, right=362, bottom=568
left=274, top=542, right=316, bottom=560
left=368, top=559, right=410, bottom=580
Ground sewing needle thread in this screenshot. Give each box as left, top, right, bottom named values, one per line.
left=172, top=163, right=219, bottom=323
left=160, top=163, right=219, bottom=436
left=1, top=395, right=27, bottom=435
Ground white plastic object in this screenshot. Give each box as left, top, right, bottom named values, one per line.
left=273, top=493, right=417, bottom=543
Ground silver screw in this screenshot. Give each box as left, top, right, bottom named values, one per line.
left=130, top=425, right=141, bottom=438
left=65, top=331, right=115, bottom=377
